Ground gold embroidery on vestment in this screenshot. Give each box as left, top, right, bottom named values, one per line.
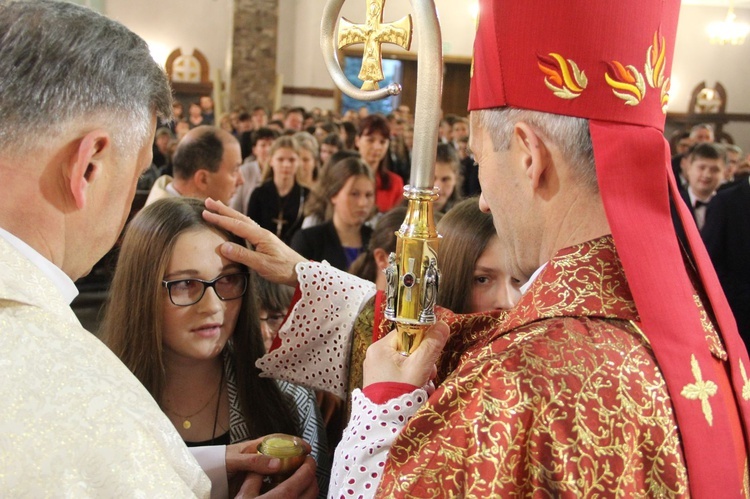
left=693, top=294, right=728, bottom=361
left=740, top=360, right=750, bottom=402
left=681, top=354, right=718, bottom=426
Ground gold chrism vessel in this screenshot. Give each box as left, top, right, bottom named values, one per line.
left=321, top=0, right=443, bottom=355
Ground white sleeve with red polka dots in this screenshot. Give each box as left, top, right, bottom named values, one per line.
left=329, top=388, right=428, bottom=498
left=256, top=261, right=377, bottom=400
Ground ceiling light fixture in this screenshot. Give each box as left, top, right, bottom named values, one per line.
left=706, top=0, right=750, bottom=45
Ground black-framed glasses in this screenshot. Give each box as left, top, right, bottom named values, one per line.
left=162, top=272, right=249, bottom=307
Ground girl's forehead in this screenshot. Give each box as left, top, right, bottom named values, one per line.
left=363, top=131, right=386, bottom=140
left=274, top=147, right=298, bottom=156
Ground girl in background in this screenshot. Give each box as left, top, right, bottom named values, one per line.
left=291, top=157, right=376, bottom=272
left=293, top=132, right=320, bottom=190
left=437, top=197, right=522, bottom=313
left=254, top=276, right=294, bottom=352
left=247, top=136, right=308, bottom=244
left=433, top=143, right=463, bottom=214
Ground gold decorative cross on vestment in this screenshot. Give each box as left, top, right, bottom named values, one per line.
left=681, top=354, right=718, bottom=426
left=338, top=0, right=413, bottom=90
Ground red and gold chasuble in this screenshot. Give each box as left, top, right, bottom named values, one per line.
left=379, top=236, right=694, bottom=497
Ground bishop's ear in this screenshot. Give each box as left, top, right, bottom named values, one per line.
left=68, top=130, right=111, bottom=210
left=513, top=122, right=551, bottom=190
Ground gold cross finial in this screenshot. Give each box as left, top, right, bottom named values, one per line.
left=338, top=0, right=413, bottom=90
left=681, top=354, right=719, bottom=426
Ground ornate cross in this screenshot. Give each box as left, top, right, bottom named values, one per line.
left=272, top=212, right=287, bottom=238
left=338, top=0, right=413, bottom=91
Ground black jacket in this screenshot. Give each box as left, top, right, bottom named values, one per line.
left=702, top=180, right=750, bottom=347
left=290, top=220, right=372, bottom=272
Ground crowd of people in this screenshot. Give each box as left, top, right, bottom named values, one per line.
left=669, top=123, right=750, bottom=345
left=138, top=97, right=750, bottom=355
left=133, top=95, right=486, bottom=282
left=3, top=0, right=750, bottom=497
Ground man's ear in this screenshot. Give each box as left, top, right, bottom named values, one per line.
left=194, top=169, right=210, bottom=190
left=513, top=122, right=551, bottom=191
left=68, top=130, right=111, bottom=210
left=373, top=247, right=390, bottom=271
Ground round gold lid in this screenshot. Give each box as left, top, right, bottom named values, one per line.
left=257, top=433, right=306, bottom=459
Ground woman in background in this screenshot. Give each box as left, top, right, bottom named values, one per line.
left=356, top=114, right=404, bottom=213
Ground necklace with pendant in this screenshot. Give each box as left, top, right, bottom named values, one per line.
left=165, top=370, right=223, bottom=430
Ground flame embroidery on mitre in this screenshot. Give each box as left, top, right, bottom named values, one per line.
left=645, top=30, right=671, bottom=113
left=605, top=61, right=647, bottom=106
left=538, top=53, right=588, bottom=99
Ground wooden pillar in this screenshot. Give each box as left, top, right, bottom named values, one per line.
left=230, top=0, right=278, bottom=112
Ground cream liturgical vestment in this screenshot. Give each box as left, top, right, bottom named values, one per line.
left=0, top=237, right=210, bottom=497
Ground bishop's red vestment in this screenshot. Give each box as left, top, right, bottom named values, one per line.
left=377, top=235, right=692, bottom=496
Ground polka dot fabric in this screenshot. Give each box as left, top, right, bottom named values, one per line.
left=330, top=388, right=428, bottom=498
left=256, top=261, right=377, bottom=399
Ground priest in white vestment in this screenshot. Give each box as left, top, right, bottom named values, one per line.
left=0, top=2, right=317, bottom=497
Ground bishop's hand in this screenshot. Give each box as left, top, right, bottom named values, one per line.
left=203, top=198, right=306, bottom=287
left=363, top=321, right=450, bottom=389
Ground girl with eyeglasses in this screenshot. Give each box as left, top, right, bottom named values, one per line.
left=254, top=276, right=294, bottom=352
left=100, top=197, right=329, bottom=496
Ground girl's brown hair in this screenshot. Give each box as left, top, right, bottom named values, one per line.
left=100, top=197, right=297, bottom=438
left=358, top=114, right=395, bottom=189
left=262, top=135, right=300, bottom=182
left=348, top=206, right=407, bottom=281
left=436, top=197, right=496, bottom=313
left=304, top=156, right=375, bottom=221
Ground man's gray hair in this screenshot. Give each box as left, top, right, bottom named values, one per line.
left=689, top=123, right=715, bottom=141
left=725, top=144, right=743, bottom=156
left=0, top=0, right=173, bottom=157
left=475, top=108, right=597, bottom=192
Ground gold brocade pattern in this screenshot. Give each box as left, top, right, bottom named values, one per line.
left=741, top=361, right=750, bottom=402
left=378, top=236, right=689, bottom=497
left=347, top=296, right=375, bottom=416
left=692, top=294, right=728, bottom=361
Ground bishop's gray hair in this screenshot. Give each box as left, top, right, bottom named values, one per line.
left=0, top=0, right=173, bottom=157
left=475, top=108, right=598, bottom=192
